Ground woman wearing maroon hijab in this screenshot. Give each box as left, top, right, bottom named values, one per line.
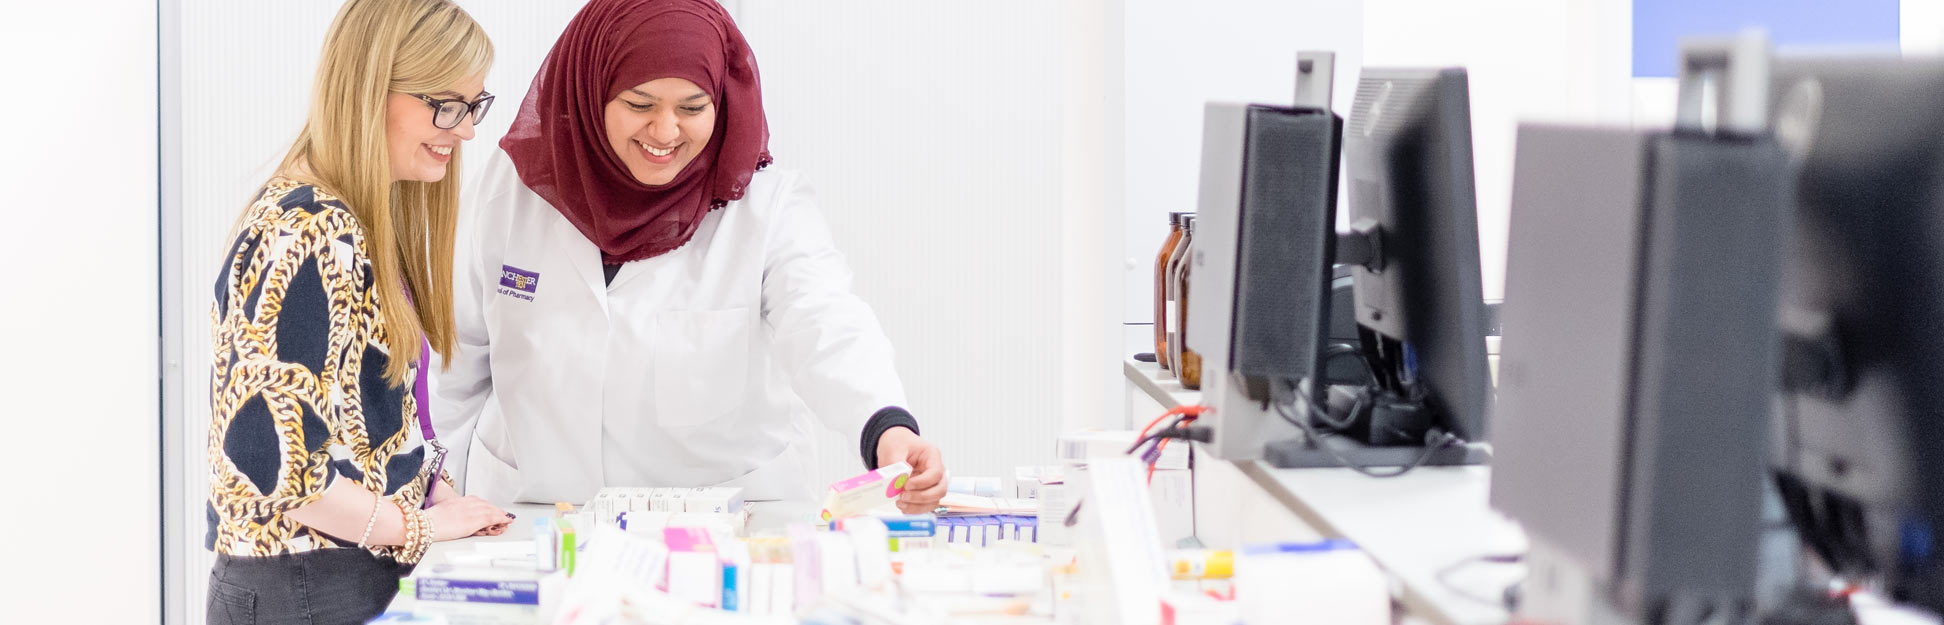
left=433, top=0, right=947, bottom=513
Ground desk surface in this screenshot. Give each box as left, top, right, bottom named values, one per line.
left=1125, top=359, right=1526, bottom=625
left=422, top=503, right=552, bottom=564
left=397, top=500, right=825, bottom=621
left=1240, top=463, right=1526, bottom=625
left=422, top=500, right=823, bottom=565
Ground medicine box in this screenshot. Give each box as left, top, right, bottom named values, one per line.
left=410, top=565, right=542, bottom=625
left=820, top=462, right=912, bottom=522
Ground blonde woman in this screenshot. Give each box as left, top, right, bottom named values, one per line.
left=205, top=0, right=504, bottom=621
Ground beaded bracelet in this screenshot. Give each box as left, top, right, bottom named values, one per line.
left=356, top=492, right=381, bottom=549
left=397, top=503, right=420, bottom=562
left=414, top=510, right=436, bottom=563
left=404, top=509, right=433, bottom=564
left=399, top=507, right=432, bottom=564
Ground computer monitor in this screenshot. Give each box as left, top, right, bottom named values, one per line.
left=1492, top=36, right=1829, bottom=621
left=1491, top=120, right=1792, bottom=621
left=1188, top=65, right=1492, bottom=468
left=1769, top=55, right=1944, bottom=612
left=1246, top=67, right=1492, bottom=469
left=1186, top=101, right=1345, bottom=461
left=1343, top=67, right=1492, bottom=444
left=1342, top=67, right=1491, bottom=445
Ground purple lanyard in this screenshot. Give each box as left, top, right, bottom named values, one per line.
left=403, top=286, right=444, bottom=508
left=417, top=334, right=444, bottom=509
left=415, top=336, right=435, bottom=441
left=402, top=285, right=437, bottom=441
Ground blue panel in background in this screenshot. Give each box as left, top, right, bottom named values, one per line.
left=1633, top=0, right=1899, bottom=77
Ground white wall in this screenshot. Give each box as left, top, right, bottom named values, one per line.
left=0, top=2, right=161, bottom=623
left=1362, top=0, right=1632, bottom=302
left=1909, top=0, right=1944, bottom=53
left=1063, top=0, right=1128, bottom=435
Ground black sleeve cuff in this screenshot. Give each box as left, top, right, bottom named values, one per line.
left=860, top=406, right=921, bottom=470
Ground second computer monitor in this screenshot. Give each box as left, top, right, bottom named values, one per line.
left=1340, top=67, right=1493, bottom=444
left=1770, top=55, right=1944, bottom=612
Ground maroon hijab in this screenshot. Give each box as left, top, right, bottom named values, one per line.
left=501, top=0, right=770, bottom=264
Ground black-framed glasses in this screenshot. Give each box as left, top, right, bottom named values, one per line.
left=411, top=92, right=494, bottom=129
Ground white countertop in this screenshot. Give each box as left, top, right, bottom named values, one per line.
left=1125, top=358, right=1527, bottom=625
left=393, top=500, right=825, bottom=619
left=419, top=499, right=824, bottom=564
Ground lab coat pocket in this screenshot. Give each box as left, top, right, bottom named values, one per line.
left=653, top=308, right=751, bottom=428
left=465, top=434, right=522, bottom=504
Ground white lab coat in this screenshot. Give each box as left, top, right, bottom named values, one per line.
left=432, top=149, right=907, bottom=506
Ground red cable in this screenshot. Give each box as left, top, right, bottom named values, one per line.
left=1143, top=411, right=1200, bottom=484
left=1140, top=405, right=1207, bottom=441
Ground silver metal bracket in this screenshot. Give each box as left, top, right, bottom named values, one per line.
left=1295, top=50, right=1335, bottom=111
left=1676, top=30, right=1772, bottom=137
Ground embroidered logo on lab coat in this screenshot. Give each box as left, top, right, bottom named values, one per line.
left=498, top=265, right=539, bottom=302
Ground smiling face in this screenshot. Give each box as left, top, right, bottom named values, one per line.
left=386, top=73, right=487, bottom=183
left=603, top=77, right=717, bottom=185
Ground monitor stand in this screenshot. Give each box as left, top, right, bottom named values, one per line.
left=1261, top=381, right=1492, bottom=469
left=1262, top=436, right=1491, bottom=469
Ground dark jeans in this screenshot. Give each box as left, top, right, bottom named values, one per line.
left=207, top=548, right=414, bottom=625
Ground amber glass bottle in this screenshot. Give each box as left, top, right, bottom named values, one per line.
left=1165, top=215, right=1194, bottom=377
left=1164, top=215, right=1196, bottom=376
left=1153, top=212, right=1187, bottom=370
left=1166, top=217, right=1197, bottom=388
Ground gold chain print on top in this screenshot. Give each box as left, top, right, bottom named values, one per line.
left=207, top=178, right=439, bottom=559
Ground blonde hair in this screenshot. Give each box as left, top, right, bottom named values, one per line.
left=277, top=0, right=492, bottom=385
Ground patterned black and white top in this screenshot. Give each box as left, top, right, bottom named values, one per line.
left=206, top=178, right=442, bottom=558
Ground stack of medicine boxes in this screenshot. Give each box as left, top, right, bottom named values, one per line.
left=587, top=487, right=750, bottom=536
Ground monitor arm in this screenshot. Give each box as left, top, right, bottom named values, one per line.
left=1336, top=218, right=1384, bottom=270
left=1781, top=331, right=1851, bottom=401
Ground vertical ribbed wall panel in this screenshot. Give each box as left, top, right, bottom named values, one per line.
left=174, top=4, right=1074, bottom=615
left=737, top=0, right=1068, bottom=486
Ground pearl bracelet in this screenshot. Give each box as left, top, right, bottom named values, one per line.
left=356, top=492, right=381, bottom=549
